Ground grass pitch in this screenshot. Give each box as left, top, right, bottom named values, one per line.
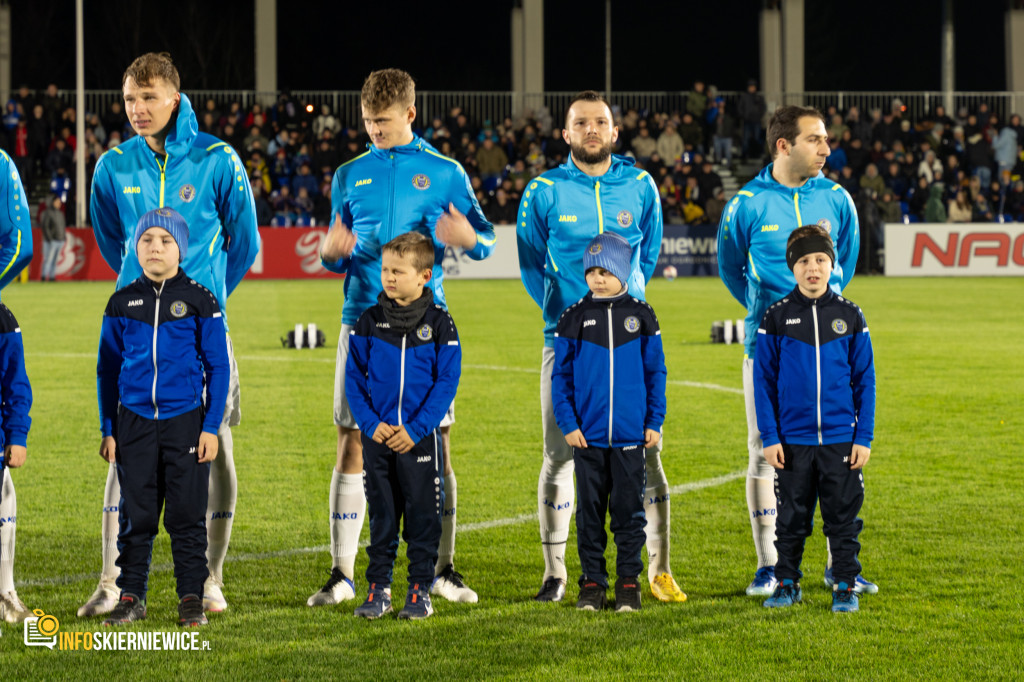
left=1, top=274, right=1021, bottom=681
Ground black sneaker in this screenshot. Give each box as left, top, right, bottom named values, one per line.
left=102, top=593, right=147, bottom=626
left=576, top=580, right=607, bottom=611
left=178, top=594, right=208, bottom=627
left=534, top=577, right=567, bottom=602
left=614, top=576, right=642, bottom=612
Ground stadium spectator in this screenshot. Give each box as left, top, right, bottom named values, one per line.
left=39, top=195, right=66, bottom=281
left=630, top=124, right=657, bottom=165
left=705, top=185, right=727, bottom=225
left=859, top=163, right=885, bottom=196
left=247, top=150, right=271, bottom=193
left=313, top=104, right=341, bottom=138
left=476, top=136, right=508, bottom=182
left=656, top=122, right=683, bottom=166
left=678, top=112, right=704, bottom=154
left=484, top=187, right=516, bottom=224
left=270, top=147, right=293, bottom=189
left=992, top=124, right=1018, bottom=185
left=252, top=183, right=273, bottom=226
left=923, top=183, right=947, bottom=222
left=710, top=98, right=736, bottom=167
left=876, top=188, right=902, bottom=224
left=738, top=79, right=766, bottom=160
left=947, top=189, right=972, bottom=222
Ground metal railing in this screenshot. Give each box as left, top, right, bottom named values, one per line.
left=58, top=89, right=1024, bottom=132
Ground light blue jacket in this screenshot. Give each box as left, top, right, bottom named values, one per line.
left=717, top=163, right=859, bottom=357
left=90, top=93, right=260, bottom=323
left=0, top=150, right=32, bottom=295
left=516, top=154, right=663, bottom=347
left=323, top=136, right=495, bottom=325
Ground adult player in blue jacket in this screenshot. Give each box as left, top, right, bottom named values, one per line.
left=83, top=52, right=259, bottom=617
left=0, top=148, right=33, bottom=624
left=517, top=91, right=685, bottom=603
left=716, top=104, right=876, bottom=596
left=309, top=68, right=494, bottom=607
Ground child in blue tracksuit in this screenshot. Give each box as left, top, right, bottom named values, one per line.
left=551, top=231, right=667, bottom=612
left=345, top=232, right=461, bottom=621
left=96, top=208, right=230, bottom=627
left=0, top=302, right=32, bottom=624
left=754, top=224, right=876, bottom=613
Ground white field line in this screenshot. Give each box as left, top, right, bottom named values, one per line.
left=29, top=354, right=743, bottom=395
left=20, top=470, right=744, bottom=588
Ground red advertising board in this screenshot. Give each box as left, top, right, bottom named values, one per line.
left=884, top=223, right=1024, bottom=276
left=29, top=227, right=338, bottom=281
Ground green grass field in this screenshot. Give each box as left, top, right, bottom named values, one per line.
left=1, top=275, right=1022, bottom=681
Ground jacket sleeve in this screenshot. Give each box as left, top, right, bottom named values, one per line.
left=752, top=310, right=782, bottom=447
left=404, top=312, right=462, bottom=444
left=96, top=310, right=124, bottom=438
left=0, top=153, right=33, bottom=290
left=717, top=193, right=752, bottom=307
left=197, top=312, right=230, bottom=434
left=835, top=188, right=860, bottom=290
left=0, top=327, right=31, bottom=447
left=90, top=153, right=126, bottom=276
left=343, top=318, right=380, bottom=435
left=849, top=309, right=875, bottom=447
left=213, top=147, right=261, bottom=297
left=451, top=165, right=495, bottom=261
left=550, top=312, right=580, bottom=437
left=321, top=169, right=354, bottom=274
left=641, top=307, right=667, bottom=431
left=516, top=181, right=551, bottom=309
left=637, top=173, right=664, bottom=285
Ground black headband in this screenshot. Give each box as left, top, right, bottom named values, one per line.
left=786, top=234, right=836, bottom=271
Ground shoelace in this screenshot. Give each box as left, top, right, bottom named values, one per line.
left=835, top=589, right=855, bottom=603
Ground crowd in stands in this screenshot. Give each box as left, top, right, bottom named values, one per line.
left=6, top=82, right=1024, bottom=237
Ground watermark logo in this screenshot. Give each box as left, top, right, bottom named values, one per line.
left=24, top=609, right=60, bottom=649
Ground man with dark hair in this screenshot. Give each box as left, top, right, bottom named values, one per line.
left=517, top=90, right=685, bottom=604
left=310, top=67, right=494, bottom=608
left=717, top=105, right=877, bottom=598
left=84, top=51, right=260, bottom=617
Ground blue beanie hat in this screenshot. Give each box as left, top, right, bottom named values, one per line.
left=134, top=207, right=189, bottom=261
left=583, top=231, right=632, bottom=286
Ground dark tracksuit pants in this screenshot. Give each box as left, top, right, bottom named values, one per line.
left=362, top=430, right=444, bottom=588
left=115, top=407, right=210, bottom=601
left=774, top=442, right=864, bottom=585
left=573, top=444, right=647, bottom=588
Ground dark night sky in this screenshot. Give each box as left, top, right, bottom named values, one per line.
left=8, top=0, right=1009, bottom=93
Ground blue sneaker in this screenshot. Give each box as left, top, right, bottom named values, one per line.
left=398, top=583, right=433, bottom=620
left=832, top=582, right=859, bottom=612
left=763, top=579, right=802, bottom=608
left=353, top=582, right=392, bottom=619
left=746, top=566, right=778, bottom=596
left=824, top=567, right=878, bottom=595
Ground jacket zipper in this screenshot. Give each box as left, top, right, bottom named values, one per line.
left=607, top=303, right=614, bottom=446
left=397, top=333, right=407, bottom=427
left=793, top=192, right=802, bottom=227
left=811, top=299, right=822, bottom=444
left=151, top=280, right=165, bottom=417
left=594, top=180, right=604, bottom=233
left=157, top=153, right=168, bottom=207
left=387, top=153, right=397, bottom=242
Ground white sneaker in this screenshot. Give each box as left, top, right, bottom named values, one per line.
left=203, top=575, right=228, bottom=612
left=77, top=578, right=119, bottom=617
left=430, top=564, right=478, bottom=603
left=307, top=567, right=356, bottom=606
left=1, top=589, right=31, bottom=623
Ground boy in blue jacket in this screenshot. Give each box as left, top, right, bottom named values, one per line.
left=551, top=232, right=667, bottom=612
left=345, top=232, right=462, bottom=621
left=96, top=208, right=230, bottom=627
left=753, top=224, right=875, bottom=613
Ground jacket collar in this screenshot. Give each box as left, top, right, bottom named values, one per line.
left=139, top=268, right=187, bottom=291
left=163, top=92, right=198, bottom=158
left=585, top=287, right=630, bottom=305
left=367, top=134, right=428, bottom=159
left=789, top=285, right=835, bottom=307
left=758, top=162, right=825, bottom=196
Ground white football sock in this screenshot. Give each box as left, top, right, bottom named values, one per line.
left=0, top=469, right=16, bottom=592
left=436, top=472, right=457, bottom=574
left=332, top=471, right=364, bottom=579
left=101, top=462, right=121, bottom=583
left=747, top=475, right=778, bottom=568
left=206, top=425, right=237, bottom=582
left=826, top=537, right=833, bottom=570
left=644, top=447, right=671, bottom=580
left=538, top=458, right=574, bottom=582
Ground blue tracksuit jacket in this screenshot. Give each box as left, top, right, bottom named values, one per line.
left=323, top=136, right=495, bottom=325
left=97, top=270, right=230, bottom=437
left=552, top=290, right=667, bottom=447
left=517, top=154, right=663, bottom=347
left=717, top=164, right=859, bottom=357
left=345, top=294, right=461, bottom=445
left=0, top=150, right=32, bottom=296
left=90, top=93, right=260, bottom=322
left=753, top=287, right=875, bottom=448
left=0, top=304, right=31, bottom=452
